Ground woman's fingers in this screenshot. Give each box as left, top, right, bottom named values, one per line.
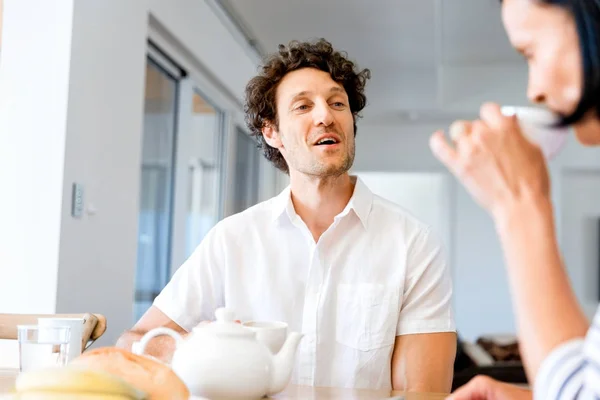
left=430, top=130, right=460, bottom=175
left=449, top=120, right=473, bottom=143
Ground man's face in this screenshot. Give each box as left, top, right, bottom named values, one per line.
left=262, top=67, right=356, bottom=177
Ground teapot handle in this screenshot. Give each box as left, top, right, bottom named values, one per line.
left=132, top=327, right=184, bottom=357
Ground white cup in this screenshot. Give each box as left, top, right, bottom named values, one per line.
left=242, top=321, right=288, bottom=354
left=501, top=106, right=570, bottom=160
left=37, top=318, right=84, bottom=362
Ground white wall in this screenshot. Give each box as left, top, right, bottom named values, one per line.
left=353, top=171, right=452, bottom=252
left=54, top=0, right=149, bottom=346
left=0, top=0, right=78, bottom=367
left=560, top=170, right=600, bottom=318
left=0, top=0, right=262, bottom=361
left=0, top=0, right=74, bottom=314
left=354, top=122, right=600, bottom=341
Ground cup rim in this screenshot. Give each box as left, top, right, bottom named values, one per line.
left=501, top=105, right=563, bottom=126
left=17, top=324, right=71, bottom=331
left=37, top=317, right=85, bottom=324
left=242, top=321, right=288, bottom=330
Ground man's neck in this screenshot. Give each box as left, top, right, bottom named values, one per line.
left=289, top=172, right=356, bottom=242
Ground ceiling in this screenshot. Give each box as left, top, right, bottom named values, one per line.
left=220, top=0, right=529, bottom=124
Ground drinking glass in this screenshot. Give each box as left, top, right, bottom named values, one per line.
left=17, top=325, right=70, bottom=372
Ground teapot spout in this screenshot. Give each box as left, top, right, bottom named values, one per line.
left=267, top=332, right=303, bottom=396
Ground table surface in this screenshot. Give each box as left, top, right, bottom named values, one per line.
left=0, top=368, right=448, bottom=400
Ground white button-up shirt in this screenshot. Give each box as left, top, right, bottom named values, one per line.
left=154, top=177, right=455, bottom=390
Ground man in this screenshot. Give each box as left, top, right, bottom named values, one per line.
left=118, top=38, right=456, bottom=392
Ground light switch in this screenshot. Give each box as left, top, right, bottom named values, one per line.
left=71, top=183, right=84, bottom=218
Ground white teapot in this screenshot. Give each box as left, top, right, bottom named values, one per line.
left=133, top=308, right=303, bottom=399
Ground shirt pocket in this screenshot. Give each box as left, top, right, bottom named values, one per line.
left=335, top=283, right=399, bottom=351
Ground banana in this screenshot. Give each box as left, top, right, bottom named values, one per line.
left=12, top=393, right=137, bottom=399
left=14, top=367, right=146, bottom=399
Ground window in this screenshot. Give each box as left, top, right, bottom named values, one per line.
left=134, top=57, right=180, bottom=320
left=133, top=34, right=251, bottom=317
left=184, top=91, right=225, bottom=257
left=232, top=128, right=260, bottom=213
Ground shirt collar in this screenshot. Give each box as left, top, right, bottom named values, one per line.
left=271, top=185, right=294, bottom=223
left=334, top=176, right=372, bottom=228
left=271, top=176, right=373, bottom=228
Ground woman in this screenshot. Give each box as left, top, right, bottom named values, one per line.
left=429, top=0, right=600, bottom=399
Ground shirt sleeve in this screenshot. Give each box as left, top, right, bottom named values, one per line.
left=397, top=226, right=456, bottom=336
left=152, top=224, right=225, bottom=332
left=534, top=306, right=600, bottom=399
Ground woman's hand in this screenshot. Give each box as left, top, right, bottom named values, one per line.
left=448, top=376, right=532, bottom=400
left=430, top=102, right=550, bottom=221
left=431, top=102, right=590, bottom=384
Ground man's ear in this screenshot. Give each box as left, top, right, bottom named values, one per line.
left=262, top=122, right=283, bottom=149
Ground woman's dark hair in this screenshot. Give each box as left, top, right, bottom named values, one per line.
left=503, top=0, right=600, bottom=125
left=244, top=38, right=371, bottom=174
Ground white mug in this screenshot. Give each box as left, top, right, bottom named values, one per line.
left=501, top=106, right=570, bottom=160
left=37, top=317, right=84, bottom=362
left=242, top=321, right=288, bottom=354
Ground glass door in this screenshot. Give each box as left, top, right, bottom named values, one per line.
left=233, top=128, right=260, bottom=213
left=184, top=90, right=225, bottom=257
left=134, top=57, right=180, bottom=320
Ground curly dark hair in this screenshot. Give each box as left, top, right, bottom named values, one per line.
left=244, top=38, right=371, bottom=174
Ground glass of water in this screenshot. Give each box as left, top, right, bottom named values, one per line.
left=17, top=325, right=71, bottom=372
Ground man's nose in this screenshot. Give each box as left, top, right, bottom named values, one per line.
left=312, top=100, right=334, bottom=126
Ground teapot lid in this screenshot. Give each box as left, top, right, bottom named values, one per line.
left=195, top=308, right=254, bottom=338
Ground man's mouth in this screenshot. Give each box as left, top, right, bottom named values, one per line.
left=315, top=137, right=340, bottom=146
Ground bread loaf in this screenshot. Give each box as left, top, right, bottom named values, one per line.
left=71, top=347, right=189, bottom=400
